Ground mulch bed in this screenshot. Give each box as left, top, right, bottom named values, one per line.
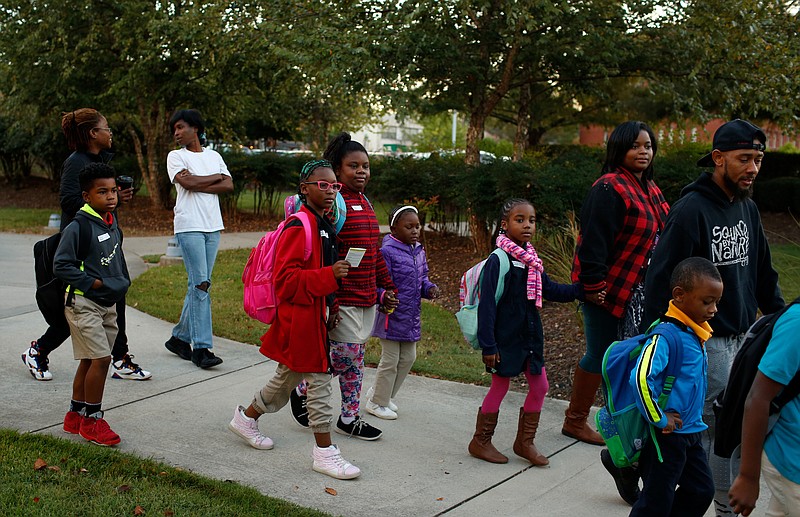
left=4, top=176, right=799, bottom=400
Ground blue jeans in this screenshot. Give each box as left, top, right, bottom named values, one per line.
left=172, top=231, right=220, bottom=350
left=578, top=302, right=621, bottom=374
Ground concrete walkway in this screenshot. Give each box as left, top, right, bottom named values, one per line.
left=0, top=232, right=767, bottom=516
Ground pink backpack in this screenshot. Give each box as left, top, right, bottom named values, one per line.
left=242, top=211, right=312, bottom=324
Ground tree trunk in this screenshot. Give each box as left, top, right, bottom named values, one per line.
left=513, top=82, right=531, bottom=162
left=134, top=99, right=174, bottom=209
left=465, top=109, right=491, bottom=254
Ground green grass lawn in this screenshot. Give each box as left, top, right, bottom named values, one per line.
left=0, top=207, right=58, bottom=233
left=236, top=190, right=396, bottom=226
left=772, top=243, right=800, bottom=301
left=0, top=429, right=329, bottom=516
left=127, top=249, right=490, bottom=386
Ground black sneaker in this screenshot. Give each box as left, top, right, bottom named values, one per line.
left=289, top=389, right=310, bottom=428
left=191, top=348, right=223, bottom=369
left=334, top=416, right=382, bottom=441
left=600, top=448, right=641, bottom=506
left=165, top=336, right=192, bottom=361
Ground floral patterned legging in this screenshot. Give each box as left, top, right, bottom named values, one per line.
left=298, top=340, right=364, bottom=419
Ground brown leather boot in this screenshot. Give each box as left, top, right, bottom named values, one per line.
left=468, top=408, right=508, bottom=463
left=513, top=408, right=549, bottom=466
left=561, top=365, right=604, bottom=445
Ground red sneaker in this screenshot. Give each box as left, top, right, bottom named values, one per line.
left=63, top=411, right=83, bottom=434
left=79, top=416, right=121, bottom=446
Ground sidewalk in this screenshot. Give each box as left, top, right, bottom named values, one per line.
left=0, top=232, right=765, bottom=516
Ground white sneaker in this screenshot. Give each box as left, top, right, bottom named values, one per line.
left=22, top=342, right=53, bottom=381
left=228, top=405, right=274, bottom=450
left=366, top=386, right=399, bottom=413
left=312, top=445, right=361, bottom=480
left=365, top=399, right=398, bottom=420
left=111, top=354, right=152, bottom=381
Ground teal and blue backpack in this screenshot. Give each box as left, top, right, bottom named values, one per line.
left=595, top=321, right=684, bottom=468
left=455, top=249, right=510, bottom=350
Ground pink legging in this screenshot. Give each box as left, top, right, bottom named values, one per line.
left=481, top=368, right=549, bottom=414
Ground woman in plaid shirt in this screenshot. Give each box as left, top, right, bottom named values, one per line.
left=562, top=121, right=669, bottom=454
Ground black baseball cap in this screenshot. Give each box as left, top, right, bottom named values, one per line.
left=697, top=119, right=767, bottom=167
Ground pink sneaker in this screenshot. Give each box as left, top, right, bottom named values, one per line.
left=63, top=411, right=83, bottom=434
left=79, top=414, right=120, bottom=446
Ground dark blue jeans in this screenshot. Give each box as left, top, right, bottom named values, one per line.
left=631, top=431, right=714, bottom=517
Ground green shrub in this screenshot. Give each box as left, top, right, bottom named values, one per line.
left=754, top=177, right=800, bottom=213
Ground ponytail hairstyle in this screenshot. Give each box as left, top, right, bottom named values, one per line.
left=169, top=109, right=207, bottom=146
left=602, top=121, right=658, bottom=179
left=322, top=132, right=368, bottom=174
left=491, top=197, right=534, bottom=246
left=60, top=108, right=104, bottom=152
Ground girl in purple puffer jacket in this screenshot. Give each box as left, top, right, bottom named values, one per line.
left=366, top=205, right=440, bottom=420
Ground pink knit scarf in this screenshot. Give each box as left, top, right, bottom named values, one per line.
left=496, top=234, right=544, bottom=308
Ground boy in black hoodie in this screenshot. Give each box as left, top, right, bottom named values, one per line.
left=54, top=163, right=130, bottom=446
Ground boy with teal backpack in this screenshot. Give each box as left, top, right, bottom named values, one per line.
left=598, top=257, right=723, bottom=516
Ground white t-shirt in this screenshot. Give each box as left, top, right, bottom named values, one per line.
left=167, top=148, right=230, bottom=233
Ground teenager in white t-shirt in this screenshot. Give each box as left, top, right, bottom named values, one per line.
left=163, top=109, right=233, bottom=369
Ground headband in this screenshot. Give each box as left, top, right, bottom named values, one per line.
left=390, top=205, right=418, bottom=227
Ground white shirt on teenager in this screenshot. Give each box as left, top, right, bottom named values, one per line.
left=166, top=147, right=230, bottom=233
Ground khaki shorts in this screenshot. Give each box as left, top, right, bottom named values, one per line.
left=64, top=294, right=118, bottom=360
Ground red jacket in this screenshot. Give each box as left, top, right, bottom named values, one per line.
left=259, top=205, right=340, bottom=372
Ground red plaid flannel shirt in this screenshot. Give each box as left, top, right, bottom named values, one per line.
left=572, top=168, right=669, bottom=318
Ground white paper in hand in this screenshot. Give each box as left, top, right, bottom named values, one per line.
left=345, top=247, right=366, bottom=267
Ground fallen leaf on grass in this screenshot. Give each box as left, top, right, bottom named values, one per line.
left=33, top=497, right=40, bottom=503
left=34, top=458, right=47, bottom=470
left=79, top=468, right=89, bottom=474
left=159, top=471, right=168, bottom=476
left=48, top=466, right=61, bottom=472
left=117, top=485, right=131, bottom=493
left=163, top=510, right=174, bottom=516
left=324, top=487, right=337, bottom=496
left=134, top=505, right=145, bottom=515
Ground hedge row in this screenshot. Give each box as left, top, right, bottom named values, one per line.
left=111, top=144, right=799, bottom=228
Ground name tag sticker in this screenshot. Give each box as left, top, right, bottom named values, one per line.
left=351, top=205, right=363, bottom=211
left=512, top=260, right=525, bottom=269
left=97, top=233, right=110, bottom=242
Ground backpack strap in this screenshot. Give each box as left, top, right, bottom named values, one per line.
left=288, top=211, right=313, bottom=262
left=491, top=248, right=510, bottom=305
left=643, top=321, right=685, bottom=464
left=768, top=297, right=800, bottom=413
left=65, top=218, right=94, bottom=306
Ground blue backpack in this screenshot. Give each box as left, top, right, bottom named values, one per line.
left=455, top=249, right=510, bottom=350
left=595, top=321, right=684, bottom=468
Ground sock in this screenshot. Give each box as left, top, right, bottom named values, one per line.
left=85, top=403, right=102, bottom=419
left=340, top=415, right=356, bottom=425
left=69, top=400, right=86, bottom=414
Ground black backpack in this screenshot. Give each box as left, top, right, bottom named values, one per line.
left=713, top=296, right=800, bottom=458
left=33, top=219, right=92, bottom=327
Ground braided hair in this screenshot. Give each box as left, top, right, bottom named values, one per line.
left=297, top=159, right=333, bottom=202
left=491, top=198, right=534, bottom=244
left=323, top=132, right=368, bottom=174
left=60, top=108, right=104, bottom=152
